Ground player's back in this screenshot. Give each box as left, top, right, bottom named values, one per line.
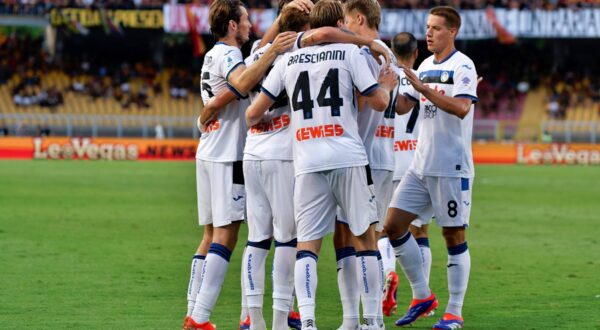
left=265, top=42, right=378, bottom=175
left=393, top=69, right=421, bottom=180
left=197, top=43, right=248, bottom=162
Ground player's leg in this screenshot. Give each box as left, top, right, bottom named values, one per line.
left=333, top=221, right=360, bottom=330
left=429, top=177, right=472, bottom=330
left=294, top=172, right=337, bottom=329
left=240, top=250, right=250, bottom=330
left=410, top=223, right=432, bottom=285
left=190, top=161, right=245, bottom=326
left=242, top=160, right=274, bottom=330
left=263, top=160, right=297, bottom=330
left=334, top=166, right=381, bottom=329
left=384, top=170, right=437, bottom=327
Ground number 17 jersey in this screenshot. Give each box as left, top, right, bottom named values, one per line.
left=261, top=43, right=379, bottom=176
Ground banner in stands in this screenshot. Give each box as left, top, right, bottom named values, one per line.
left=163, top=6, right=600, bottom=39
left=0, top=137, right=197, bottom=160
left=50, top=8, right=163, bottom=29
left=473, top=142, right=600, bottom=165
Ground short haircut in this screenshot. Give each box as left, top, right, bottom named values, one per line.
left=310, top=0, right=344, bottom=29
left=392, top=32, right=417, bottom=59
left=343, top=0, right=381, bottom=30
left=209, top=0, right=245, bottom=39
left=277, top=0, right=294, bottom=14
left=279, top=6, right=310, bottom=32
left=429, top=6, right=461, bottom=31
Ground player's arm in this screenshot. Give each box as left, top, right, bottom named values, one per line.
left=227, top=31, right=297, bottom=95
left=363, top=68, right=398, bottom=111
left=246, top=91, right=276, bottom=127
left=257, top=0, right=313, bottom=48
left=394, top=93, right=417, bottom=115
left=300, top=27, right=391, bottom=65
left=199, top=88, right=238, bottom=126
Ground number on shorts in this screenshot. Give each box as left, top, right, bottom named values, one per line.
left=447, top=200, right=458, bottom=218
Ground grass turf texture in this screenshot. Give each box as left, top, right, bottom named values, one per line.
left=0, top=161, right=599, bottom=329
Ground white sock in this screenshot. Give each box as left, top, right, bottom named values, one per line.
left=244, top=241, right=271, bottom=310
left=378, top=236, right=396, bottom=275
left=272, top=309, right=289, bottom=330
left=446, top=242, right=470, bottom=317
left=390, top=232, right=430, bottom=300
left=295, top=250, right=318, bottom=325
left=273, top=242, right=296, bottom=314
left=186, top=254, right=205, bottom=316
left=249, top=307, right=266, bottom=330
left=377, top=253, right=385, bottom=327
left=356, top=251, right=381, bottom=323
left=336, top=247, right=359, bottom=329
left=191, top=243, right=232, bottom=323
left=416, top=237, right=432, bottom=285
left=241, top=247, right=249, bottom=322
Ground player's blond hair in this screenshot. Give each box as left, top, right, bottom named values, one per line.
left=343, top=0, right=381, bottom=30
left=309, top=0, right=344, bottom=29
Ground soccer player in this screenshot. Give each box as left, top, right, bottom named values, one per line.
left=385, top=6, right=478, bottom=329
left=246, top=1, right=397, bottom=328
left=183, top=0, right=296, bottom=329
left=332, top=0, right=397, bottom=328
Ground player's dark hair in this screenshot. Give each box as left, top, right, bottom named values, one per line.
left=277, top=0, right=294, bottom=15
left=429, top=6, right=461, bottom=31
left=343, top=0, right=381, bottom=30
left=310, top=0, right=344, bottom=29
left=279, top=6, right=310, bottom=32
left=209, top=0, right=245, bottom=39
left=392, top=32, right=417, bottom=59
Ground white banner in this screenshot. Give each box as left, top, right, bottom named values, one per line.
left=163, top=5, right=600, bottom=39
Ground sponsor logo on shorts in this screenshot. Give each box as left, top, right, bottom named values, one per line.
left=233, top=195, right=244, bottom=201
left=296, top=124, right=343, bottom=141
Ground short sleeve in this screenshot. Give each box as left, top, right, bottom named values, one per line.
left=349, top=47, right=379, bottom=96
left=260, top=56, right=286, bottom=101
left=452, top=60, right=478, bottom=102
left=221, top=47, right=245, bottom=80
left=291, top=31, right=305, bottom=52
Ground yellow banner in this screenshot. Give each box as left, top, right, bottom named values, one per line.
left=50, top=8, right=163, bottom=29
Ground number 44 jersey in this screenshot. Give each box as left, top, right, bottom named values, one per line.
left=261, top=43, right=379, bottom=176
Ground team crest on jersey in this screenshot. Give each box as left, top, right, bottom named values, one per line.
left=441, top=71, right=450, bottom=83
left=226, top=56, right=234, bottom=69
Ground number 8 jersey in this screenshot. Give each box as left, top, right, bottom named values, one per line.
left=261, top=43, right=379, bottom=176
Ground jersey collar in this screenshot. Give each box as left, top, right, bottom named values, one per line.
left=433, top=49, right=458, bottom=65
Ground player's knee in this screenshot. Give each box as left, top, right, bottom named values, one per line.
left=442, top=227, right=465, bottom=247
left=410, top=224, right=428, bottom=238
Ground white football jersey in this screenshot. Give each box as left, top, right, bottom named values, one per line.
left=356, top=39, right=397, bottom=172
left=410, top=50, right=478, bottom=177
left=243, top=43, right=293, bottom=161
left=393, top=69, right=421, bottom=181
left=261, top=43, right=378, bottom=175
left=196, top=42, right=248, bottom=162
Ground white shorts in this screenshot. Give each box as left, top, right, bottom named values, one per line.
left=338, top=169, right=393, bottom=232
left=392, top=179, right=433, bottom=227
left=390, top=170, right=472, bottom=227
left=243, top=160, right=296, bottom=243
left=295, top=166, right=378, bottom=242
left=196, top=159, right=246, bottom=227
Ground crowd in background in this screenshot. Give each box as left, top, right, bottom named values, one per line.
left=1, top=0, right=599, bottom=14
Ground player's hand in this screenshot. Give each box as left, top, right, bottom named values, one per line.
left=271, top=31, right=298, bottom=54
left=367, top=40, right=391, bottom=66
left=402, top=66, right=426, bottom=93
left=378, top=66, right=398, bottom=91
left=286, top=0, right=313, bottom=13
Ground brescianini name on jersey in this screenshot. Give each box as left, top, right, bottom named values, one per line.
left=197, top=42, right=248, bottom=162
left=407, top=50, right=478, bottom=178
left=261, top=43, right=379, bottom=176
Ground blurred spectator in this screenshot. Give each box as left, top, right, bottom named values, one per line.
left=169, top=69, right=192, bottom=99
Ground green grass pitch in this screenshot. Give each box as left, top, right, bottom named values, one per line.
left=0, top=160, right=599, bottom=329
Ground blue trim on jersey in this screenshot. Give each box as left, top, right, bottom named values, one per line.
left=247, top=239, right=272, bottom=250
left=208, top=243, right=232, bottom=262
left=226, top=82, right=248, bottom=99
left=448, top=242, right=468, bottom=256
left=225, top=61, right=244, bottom=80
left=296, top=250, right=318, bottom=261
left=260, top=86, right=278, bottom=101
left=433, top=49, right=458, bottom=65
left=215, top=41, right=227, bottom=45
left=419, top=70, right=455, bottom=82
left=296, top=31, right=305, bottom=49
left=360, top=83, right=379, bottom=96
left=335, top=247, right=356, bottom=261
left=455, top=94, right=478, bottom=103
left=461, top=178, right=469, bottom=191
left=403, top=92, right=419, bottom=103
